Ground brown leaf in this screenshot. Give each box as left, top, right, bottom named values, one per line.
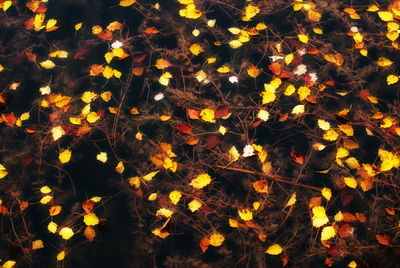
left=82, top=200, right=95, bottom=214
left=84, top=226, right=96, bottom=242
left=338, top=223, right=354, bottom=238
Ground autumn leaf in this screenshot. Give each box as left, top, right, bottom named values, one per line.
left=59, top=149, right=71, bottom=164
left=84, top=226, right=96, bottom=242
left=209, top=233, right=225, bottom=247
left=120, top=0, right=136, bottom=7
left=247, top=64, right=260, bottom=78
left=190, top=173, right=212, bottom=189
left=376, top=234, right=391, bottom=246
left=265, top=244, right=283, bottom=255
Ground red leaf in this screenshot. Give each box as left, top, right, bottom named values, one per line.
left=214, top=106, right=230, bottom=118
left=290, top=149, right=304, bottom=164
left=74, top=49, right=89, bottom=60
left=340, top=189, right=353, bottom=206
left=134, top=54, right=146, bottom=63
left=338, top=223, right=354, bottom=238
left=325, top=80, right=335, bottom=86
left=252, top=120, right=261, bottom=128
left=82, top=200, right=95, bottom=214
left=206, top=135, right=220, bottom=149
left=2, top=113, right=16, bottom=126
left=176, top=124, right=192, bottom=134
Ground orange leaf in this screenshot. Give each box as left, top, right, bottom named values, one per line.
left=269, top=62, right=282, bottom=75
left=2, top=113, right=17, bottom=126
left=199, top=237, right=210, bottom=252
left=20, top=201, right=29, bottom=212
left=187, top=108, right=200, bottom=119
left=84, top=226, right=96, bottom=242
left=106, top=21, right=122, bottom=31
left=342, top=212, right=357, bottom=222
left=90, top=64, right=104, bottom=76
left=376, top=234, right=391, bottom=246
left=247, top=64, right=260, bottom=78
left=132, top=67, right=144, bottom=76
left=49, top=205, right=62, bottom=216
left=144, top=27, right=159, bottom=35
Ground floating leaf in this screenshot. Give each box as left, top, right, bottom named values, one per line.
left=265, top=244, right=283, bottom=255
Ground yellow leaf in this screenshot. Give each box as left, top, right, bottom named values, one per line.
left=188, top=199, right=202, bottom=212
left=345, top=157, right=360, bottom=169
left=343, top=176, right=357, bottom=188
left=242, top=4, right=260, bottom=21
left=83, top=213, right=99, bottom=226
left=378, top=11, right=393, bottom=21
left=39, top=85, right=51, bottom=95
left=312, top=206, right=329, bottom=227
left=285, top=53, right=294, bottom=65
left=40, top=195, right=53, bottom=204
left=49, top=205, right=62, bottom=216
left=48, top=221, right=58, bottom=233
left=81, top=91, right=98, bottom=103
left=155, top=58, right=171, bottom=70
left=115, top=161, right=124, bottom=174
left=367, top=5, right=379, bottom=12
left=321, top=187, right=332, bottom=201
left=40, top=60, right=55, bottom=69
left=209, top=233, right=225, bottom=246
left=189, top=43, right=203, bottom=56
left=148, top=193, right=157, bottom=201
left=179, top=3, right=202, bottom=19
left=323, top=129, right=339, bottom=141
left=192, top=28, right=200, bottom=36
left=101, top=91, right=112, bottom=102
left=324, top=53, right=344, bottom=66
left=229, top=146, right=240, bottom=162
left=265, top=244, right=283, bottom=255
left=298, top=34, right=309, bottom=44
left=75, top=22, right=82, bottom=31
left=284, top=84, right=296, bottom=96
left=298, top=86, right=311, bottom=101
left=32, top=239, right=44, bottom=250
left=102, top=66, right=114, bottom=79
left=46, top=19, right=58, bottom=31
left=318, top=119, right=331, bottom=131
left=334, top=211, right=344, bottom=222
left=104, top=52, right=114, bottom=63
left=194, top=70, right=207, bottom=83
left=40, top=186, right=52, bottom=194
left=57, top=251, right=65, bottom=261
left=59, top=149, right=71, bottom=164
left=207, top=57, right=216, bottom=64
left=336, top=147, right=349, bottom=158
left=159, top=72, right=172, bottom=86
left=348, top=261, right=357, bottom=268
left=238, top=208, right=253, bottom=221
left=49, top=50, right=68, bottom=58
left=253, top=201, right=260, bottom=210
left=218, top=125, right=227, bottom=135
left=86, top=112, right=100, bottom=123
left=217, top=65, right=230, bottom=73
left=229, top=218, right=239, bottom=228
left=321, top=225, right=336, bottom=241
left=59, top=227, right=74, bottom=240
left=128, top=176, right=140, bottom=188
left=257, top=109, right=269, bottom=121
left=169, top=190, right=182, bottom=205
left=338, top=124, right=354, bottom=136
left=313, top=27, right=323, bottom=34
left=143, top=170, right=159, bottom=181
left=51, top=126, right=65, bottom=141
left=285, top=192, right=297, bottom=207
left=379, top=149, right=400, bottom=171
left=96, top=152, right=107, bottom=163
left=2, top=1, right=12, bottom=11
left=156, top=208, right=174, bottom=218
left=190, top=173, right=212, bottom=189
left=387, top=74, right=399, bottom=85
left=377, top=57, right=393, bottom=67
left=119, top=0, right=136, bottom=7
left=90, top=196, right=102, bottom=203
left=152, top=228, right=170, bottom=238
left=247, top=64, right=260, bottom=78
left=292, top=104, right=305, bottom=115
left=308, top=9, right=321, bottom=22
left=200, top=108, right=215, bottom=123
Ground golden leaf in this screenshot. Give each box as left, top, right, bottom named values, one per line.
left=265, top=244, right=283, bottom=255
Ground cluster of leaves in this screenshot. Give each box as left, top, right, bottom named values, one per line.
left=0, top=0, right=400, bottom=267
